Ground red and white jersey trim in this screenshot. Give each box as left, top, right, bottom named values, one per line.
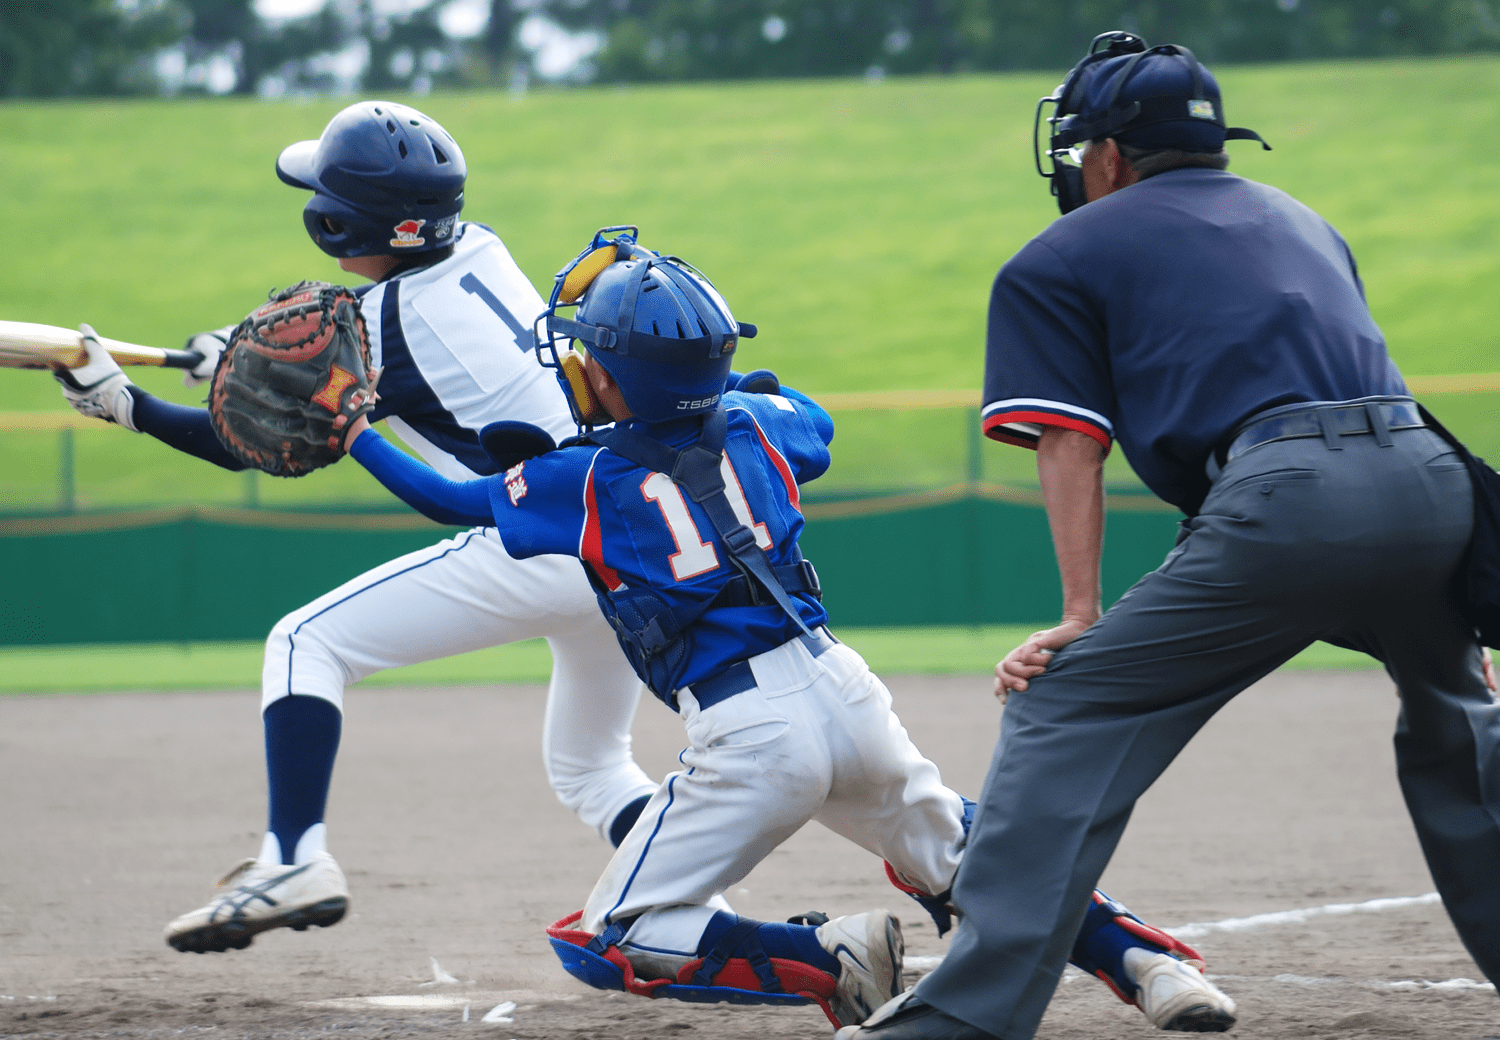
left=737, top=407, right=800, bottom=511
left=579, top=450, right=622, bottom=591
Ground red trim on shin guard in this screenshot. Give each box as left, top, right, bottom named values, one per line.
left=547, top=911, right=673, bottom=997
left=676, top=957, right=840, bottom=1026
left=1092, top=894, right=1206, bottom=969
left=547, top=911, right=842, bottom=1027
left=1092, top=968, right=1139, bottom=1008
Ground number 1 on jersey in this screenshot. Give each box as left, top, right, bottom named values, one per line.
left=643, top=459, right=772, bottom=581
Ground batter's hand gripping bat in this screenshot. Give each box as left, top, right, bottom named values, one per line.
left=0, top=320, right=204, bottom=371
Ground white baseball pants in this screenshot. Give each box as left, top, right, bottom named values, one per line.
left=262, top=526, right=657, bottom=840
left=582, top=634, right=967, bottom=975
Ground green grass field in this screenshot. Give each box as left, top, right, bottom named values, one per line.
left=0, top=625, right=1382, bottom=695
left=1, top=56, right=1497, bottom=514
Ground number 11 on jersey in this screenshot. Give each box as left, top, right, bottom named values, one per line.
left=643, top=459, right=773, bottom=581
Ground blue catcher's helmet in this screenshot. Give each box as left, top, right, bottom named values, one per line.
left=276, top=100, right=466, bottom=259
left=536, top=227, right=757, bottom=426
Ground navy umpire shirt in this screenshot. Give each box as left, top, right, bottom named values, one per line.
left=982, top=167, right=1407, bottom=515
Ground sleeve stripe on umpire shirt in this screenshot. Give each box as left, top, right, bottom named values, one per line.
left=982, top=398, right=1113, bottom=452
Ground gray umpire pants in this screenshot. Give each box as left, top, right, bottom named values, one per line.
left=917, top=423, right=1497, bottom=1039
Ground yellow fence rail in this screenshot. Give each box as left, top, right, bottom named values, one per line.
left=2, top=374, right=1494, bottom=516
left=4, top=372, right=1496, bottom=432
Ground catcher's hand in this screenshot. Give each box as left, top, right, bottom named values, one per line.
left=209, top=281, right=380, bottom=477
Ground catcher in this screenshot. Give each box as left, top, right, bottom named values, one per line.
left=51, top=100, right=663, bottom=954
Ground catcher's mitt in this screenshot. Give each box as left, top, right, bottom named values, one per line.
left=209, top=281, right=379, bottom=477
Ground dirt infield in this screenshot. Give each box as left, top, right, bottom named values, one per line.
left=2, top=669, right=1497, bottom=1040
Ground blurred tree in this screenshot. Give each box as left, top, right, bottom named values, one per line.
left=363, top=1, right=451, bottom=93
left=484, top=0, right=521, bottom=77
left=170, top=0, right=356, bottom=95
left=175, top=0, right=258, bottom=92
left=1, top=0, right=1495, bottom=96
left=537, top=0, right=1500, bottom=81
left=0, top=0, right=183, bottom=96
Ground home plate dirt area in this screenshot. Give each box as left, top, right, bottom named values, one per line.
left=3, top=670, right=1497, bottom=1039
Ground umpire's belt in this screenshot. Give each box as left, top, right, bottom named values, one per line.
left=1222, top=396, right=1424, bottom=466
left=687, top=626, right=839, bottom=712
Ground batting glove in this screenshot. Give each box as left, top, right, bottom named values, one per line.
left=54, top=324, right=139, bottom=431
left=181, top=324, right=236, bottom=387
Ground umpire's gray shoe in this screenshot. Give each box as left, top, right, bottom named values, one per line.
left=816, top=910, right=905, bottom=1027
left=1125, top=949, right=1237, bottom=1032
left=834, top=990, right=1001, bottom=1040
left=164, top=853, right=349, bottom=953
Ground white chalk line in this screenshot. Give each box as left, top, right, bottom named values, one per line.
left=1213, top=973, right=1495, bottom=994
left=307, top=990, right=581, bottom=1012
left=285, top=896, right=1488, bottom=1015
left=1166, top=891, right=1442, bottom=940
left=909, top=891, right=1493, bottom=994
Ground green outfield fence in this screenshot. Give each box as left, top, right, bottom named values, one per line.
left=2, top=378, right=1496, bottom=646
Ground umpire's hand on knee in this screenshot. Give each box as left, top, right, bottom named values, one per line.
left=995, top=617, right=1094, bottom=702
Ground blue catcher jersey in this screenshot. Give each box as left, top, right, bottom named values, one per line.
left=491, top=392, right=833, bottom=690
left=980, top=168, right=1407, bottom=515
left=360, top=221, right=576, bottom=478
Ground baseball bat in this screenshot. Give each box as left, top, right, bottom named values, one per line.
left=0, top=320, right=204, bottom=371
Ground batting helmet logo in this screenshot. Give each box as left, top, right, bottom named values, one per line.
left=390, top=219, right=427, bottom=248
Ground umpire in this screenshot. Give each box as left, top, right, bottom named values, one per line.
left=840, top=32, right=1500, bottom=1040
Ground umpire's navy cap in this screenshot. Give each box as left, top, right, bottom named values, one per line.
left=1077, top=49, right=1233, bottom=153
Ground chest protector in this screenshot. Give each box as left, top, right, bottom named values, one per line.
left=582, top=408, right=821, bottom=706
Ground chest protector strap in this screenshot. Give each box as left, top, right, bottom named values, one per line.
left=585, top=408, right=817, bottom=704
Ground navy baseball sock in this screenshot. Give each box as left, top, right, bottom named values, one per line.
left=696, top=911, right=841, bottom=976
left=263, top=695, right=342, bottom=865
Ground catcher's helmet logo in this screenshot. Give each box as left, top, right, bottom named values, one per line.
left=390, top=219, right=427, bottom=248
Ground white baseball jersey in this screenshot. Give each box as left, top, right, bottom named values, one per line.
left=359, top=221, right=576, bottom=478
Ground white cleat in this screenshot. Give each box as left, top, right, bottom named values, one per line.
left=164, top=852, right=349, bottom=953
left=817, top=910, right=905, bottom=1027
left=1124, top=948, right=1238, bottom=1032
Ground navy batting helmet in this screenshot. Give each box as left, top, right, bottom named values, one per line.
left=1034, top=32, right=1269, bottom=214
left=536, top=227, right=757, bottom=426
left=276, top=100, right=466, bottom=259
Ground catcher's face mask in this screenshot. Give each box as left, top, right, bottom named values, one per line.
left=534, top=225, right=756, bottom=427
left=534, top=226, right=648, bottom=426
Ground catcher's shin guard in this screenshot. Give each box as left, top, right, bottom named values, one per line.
left=883, top=796, right=975, bottom=937
left=546, top=911, right=842, bottom=1027
left=1069, top=890, right=1206, bottom=1005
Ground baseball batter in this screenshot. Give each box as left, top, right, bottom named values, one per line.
left=843, top=34, right=1500, bottom=1040
left=52, top=101, right=660, bottom=953
left=340, top=228, right=1236, bottom=1031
